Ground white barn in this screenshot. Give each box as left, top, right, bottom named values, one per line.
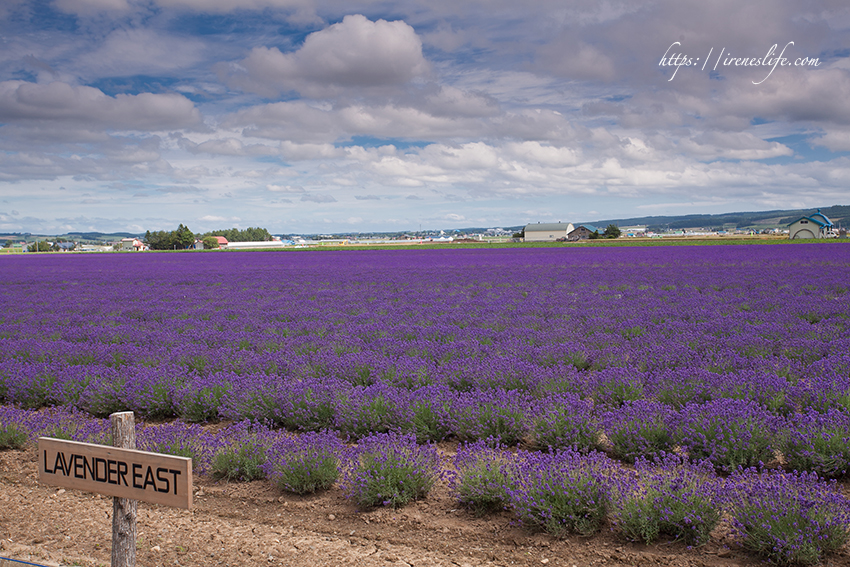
left=788, top=210, right=834, bottom=239
left=523, top=222, right=574, bottom=242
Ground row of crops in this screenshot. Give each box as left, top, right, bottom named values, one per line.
left=1, top=244, right=850, bottom=564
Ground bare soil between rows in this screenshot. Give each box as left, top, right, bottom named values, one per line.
left=1, top=446, right=845, bottom=567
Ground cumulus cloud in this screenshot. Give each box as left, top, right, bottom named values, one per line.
left=814, top=129, right=850, bottom=152
left=222, top=15, right=430, bottom=97
left=681, top=132, right=794, bottom=160
left=504, top=142, right=581, bottom=167
left=0, top=81, right=203, bottom=131
left=280, top=141, right=343, bottom=160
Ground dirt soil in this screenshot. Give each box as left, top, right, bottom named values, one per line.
left=1, top=446, right=845, bottom=567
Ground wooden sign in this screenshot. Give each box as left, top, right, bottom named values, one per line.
left=38, top=437, right=192, bottom=510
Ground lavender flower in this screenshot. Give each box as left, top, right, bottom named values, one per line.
left=506, top=449, right=613, bottom=537
left=342, top=432, right=440, bottom=509
left=263, top=430, right=346, bottom=494
left=726, top=468, right=850, bottom=565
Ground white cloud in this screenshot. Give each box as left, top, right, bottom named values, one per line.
left=681, top=132, right=794, bottom=160
left=504, top=141, right=581, bottom=167
left=0, top=81, right=203, bottom=131
left=814, top=129, right=850, bottom=152
left=280, top=141, right=343, bottom=160
left=223, top=15, right=430, bottom=97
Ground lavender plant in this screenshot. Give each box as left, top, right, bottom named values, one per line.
left=451, top=439, right=516, bottom=516
left=609, top=454, right=722, bottom=546
left=674, top=398, right=781, bottom=473
left=529, top=392, right=602, bottom=452
left=263, top=431, right=345, bottom=494
left=333, top=383, right=411, bottom=438
left=591, top=368, right=645, bottom=407
left=176, top=373, right=233, bottom=423
left=603, top=400, right=674, bottom=463
left=343, top=432, right=440, bottom=508
left=726, top=468, right=850, bottom=565
left=0, top=423, right=27, bottom=449
left=209, top=421, right=276, bottom=482
left=781, top=408, right=850, bottom=478
left=405, top=385, right=452, bottom=442
left=447, top=389, right=531, bottom=446
left=137, top=421, right=213, bottom=473
left=506, top=449, right=612, bottom=537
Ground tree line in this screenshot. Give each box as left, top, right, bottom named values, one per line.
left=143, top=225, right=272, bottom=250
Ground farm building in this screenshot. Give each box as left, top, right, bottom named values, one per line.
left=568, top=224, right=599, bottom=240
left=788, top=210, right=835, bottom=239
left=523, top=222, right=574, bottom=242
left=119, top=238, right=144, bottom=251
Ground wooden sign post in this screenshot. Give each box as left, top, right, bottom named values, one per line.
left=112, top=411, right=136, bottom=567
left=37, top=412, right=192, bottom=567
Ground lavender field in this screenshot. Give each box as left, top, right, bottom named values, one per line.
left=2, top=244, right=850, bottom=564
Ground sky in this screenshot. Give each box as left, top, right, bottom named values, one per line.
left=1, top=0, right=849, bottom=235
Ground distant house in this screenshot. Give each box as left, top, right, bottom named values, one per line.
left=120, top=238, right=144, bottom=251
left=195, top=236, right=229, bottom=250
left=568, top=224, right=599, bottom=240
left=788, top=210, right=834, bottom=239
left=523, top=222, right=574, bottom=242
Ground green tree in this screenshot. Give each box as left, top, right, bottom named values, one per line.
left=144, top=230, right=174, bottom=250
left=589, top=230, right=600, bottom=240
left=144, top=225, right=195, bottom=250
left=174, top=224, right=195, bottom=249
left=202, top=236, right=220, bottom=249
left=603, top=224, right=621, bottom=239
left=201, top=227, right=272, bottom=242
left=27, top=241, right=50, bottom=252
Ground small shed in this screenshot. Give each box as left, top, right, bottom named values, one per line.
left=788, top=210, right=834, bottom=239
left=523, top=222, right=574, bottom=242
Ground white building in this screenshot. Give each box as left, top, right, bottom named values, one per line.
left=788, top=210, right=835, bottom=239
left=523, top=222, right=574, bottom=242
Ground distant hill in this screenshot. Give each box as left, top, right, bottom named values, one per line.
left=0, top=231, right=140, bottom=242
left=62, top=232, right=141, bottom=241
left=583, top=205, right=850, bottom=232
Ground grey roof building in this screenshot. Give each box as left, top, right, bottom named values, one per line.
left=523, top=222, right=574, bottom=242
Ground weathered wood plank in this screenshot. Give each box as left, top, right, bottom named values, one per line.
left=37, top=437, right=192, bottom=510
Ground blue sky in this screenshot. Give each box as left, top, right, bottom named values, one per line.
left=1, top=0, right=849, bottom=234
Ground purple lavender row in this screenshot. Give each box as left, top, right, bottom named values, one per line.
left=3, top=405, right=848, bottom=564
left=3, top=374, right=849, bottom=477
